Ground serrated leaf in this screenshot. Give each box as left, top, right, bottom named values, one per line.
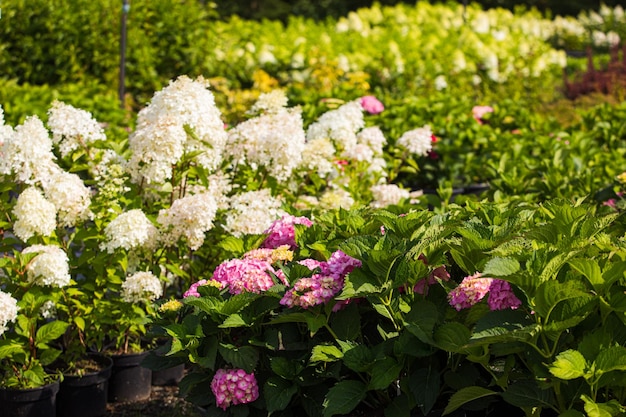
left=595, top=346, right=626, bottom=374
left=368, top=357, right=402, bottom=390
left=35, top=320, right=69, bottom=346
left=568, top=259, right=603, bottom=293
left=500, top=380, right=554, bottom=408
left=483, top=257, right=520, bottom=277
left=264, top=377, right=297, bottom=412
left=342, top=344, right=375, bottom=372
left=310, top=345, right=343, bottom=363
left=218, top=344, right=258, bottom=373
left=582, top=395, right=625, bottom=417
left=549, top=349, right=587, bottom=380
left=404, top=300, right=439, bottom=345
left=442, top=386, right=499, bottom=415
left=434, top=322, right=470, bottom=353
left=218, top=313, right=249, bottom=328
left=322, top=380, right=367, bottom=417
left=409, top=366, right=440, bottom=415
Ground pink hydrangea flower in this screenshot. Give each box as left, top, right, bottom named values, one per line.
left=360, top=95, right=385, bottom=114
left=183, top=279, right=208, bottom=298
left=212, top=258, right=283, bottom=294
left=326, top=250, right=362, bottom=278
left=280, top=274, right=344, bottom=309
left=210, top=368, right=259, bottom=410
left=447, top=272, right=493, bottom=311
left=262, top=215, right=313, bottom=250
left=487, top=279, right=522, bottom=310
left=472, top=105, right=494, bottom=124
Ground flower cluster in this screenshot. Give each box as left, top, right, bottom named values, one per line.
left=212, top=258, right=285, bottom=295
left=280, top=250, right=361, bottom=309
left=396, top=125, right=435, bottom=157
left=261, top=215, right=313, bottom=249
left=447, top=272, right=521, bottom=311
left=46, top=100, right=106, bottom=157
left=22, top=245, right=71, bottom=288
left=121, top=271, right=163, bottom=303
left=0, top=290, right=19, bottom=336
left=210, top=368, right=259, bottom=410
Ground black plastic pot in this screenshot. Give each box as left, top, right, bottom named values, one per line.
left=0, top=380, right=60, bottom=417
left=151, top=363, right=185, bottom=386
left=107, top=351, right=152, bottom=403
left=56, top=354, right=113, bottom=417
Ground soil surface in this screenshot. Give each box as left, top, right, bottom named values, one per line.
left=105, top=384, right=204, bottom=417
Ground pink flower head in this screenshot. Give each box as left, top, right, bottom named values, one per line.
left=447, top=272, right=493, bottom=311
left=280, top=274, right=344, bottom=309
left=603, top=199, right=617, bottom=208
left=326, top=250, right=361, bottom=278
left=414, top=255, right=450, bottom=295
left=472, top=105, right=494, bottom=124
left=211, top=368, right=259, bottom=410
left=487, top=279, right=522, bottom=310
left=212, top=258, right=282, bottom=294
left=360, top=95, right=385, bottom=115
left=262, top=215, right=313, bottom=250
left=183, top=279, right=208, bottom=298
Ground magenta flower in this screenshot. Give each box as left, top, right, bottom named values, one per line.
left=487, top=279, right=522, bottom=310
left=360, top=95, right=385, bottom=114
left=212, top=258, right=283, bottom=294
left=280, top=274, right=344, bottom=309
left=472, top=105, right=494, bottom=124
left=262, top=215, right=313, bottom=250
left=326, top=250, right=362, bottom=278
left=447, top=272, right=493, bottom=311
left=211, top=368, right=259, bottom=410
left=183, top=279, right=208, bottom=298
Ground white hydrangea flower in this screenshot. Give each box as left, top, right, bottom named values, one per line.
left=22, top=245, right=71, bottom=288
left=42, top=170, right=93, bottom=227
left=370, top=184, right=411, bottom=208
left=319, top=187, right=354, bottom=210
left=127, top=75, right=227, bottom=184
left=12, top=187, right=57, bottom=241
left=306, top=100, right=364, bottom=155
left=343, top=143, right=374, bottom=162
left=46, top=100, right=106, bottom=157
left=434, top=75, right=448, bottom=90
left=103, top=209, right=159, bottom=253
left=357, top=126, right=386, bottom=156
left=0, top=116, right=59, bottom=185
left=0, top=105, right=14, bottom=148
left=226, top=108, right=306, bottom=182
left=157, top=192, right=218, bottom=250
left=224, top=189, right=285, bottom=237
left=0, top=290, right=19, bottom=336
left=40, top=300, right=57, bottom=319
left=299, top=138, right=336, bottom=178
left=248, top=90, right=289, bottom=115
left=121, top=271, right=163, bottom=303
left=396, top=126, right=434, bottom=157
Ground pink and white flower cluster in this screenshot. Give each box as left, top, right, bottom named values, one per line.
left=280, top=250, right=361, bottom=309
left=210, top=368, right=259, bottom=410
left=447, top=272, right=521, bottom=311
left=212, top=258, right=286, bottom=295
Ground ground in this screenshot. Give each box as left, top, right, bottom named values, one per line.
left=105, top=384, right=203, bottom=417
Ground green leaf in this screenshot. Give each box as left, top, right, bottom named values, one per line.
left=568, top=259, right=603, bottom=293
left=443, top=386, right=499, bottom=415
left=330, top=303, right=361, bottom=341
left=368, top=357, right=402, bottom=391
left=218, top=236, right=245, bottom=255
left=0, top=340, right=24, bottom=359
left=582, top=395, right=625, bottom=417
left=409, top=366, right=440, bottom=415
left=310, top=345, right=343, bottom=363
left=39, top=347, right=62, bottom=366
left=595, top=346, right=626, bottom=374
left=434, top=322, right=470, bottom=353
left=483, top=257, right=520, bottom=277
left=35, top=320, right=69, bottom=346
left=218, top=313, right=249, bottom=328
left=218, top=344, right=258, bottom=373
left=322, top=380, right=367, bottom=417
left=500, top=380, right=554, bottom=408
left=549, top=350, right=587, bottom=380
left=404, top=300, right=439, bottom=345
left=264, top=376, right=297, bottom=412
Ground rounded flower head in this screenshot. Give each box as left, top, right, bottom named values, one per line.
left=42, top=170, right=93, bottom=227
left=0, top=290, right=19, bottom=336
left=472, top=105, right=494, bottom=124
left=12, top=187, right=57, bottom=241
left=447, top=272, right=493, bottom=311
left=182, top=279, right=223, bottom=298
left=487, top=279, right=522, bottom=311
left=22, top=245, right=71, bottom=288
left=211, top=368, right=259, bottom=410
left=262, top=215, right=313, bottom=249
left=46, top=100, right=106, bottom=157
left=370, top=184, right=410, bottom=208
left=121, top=271, right=163, bottom=303
left=224, top=189, right=286, bottom=238
left=212, top=258, right=283, bottom=295
left=157, top=192, right=218, bottom=250
left=396, top=125, right=434, bottom=157
left=360, top=95, right=384, bottom=115
left=103, top=209, right=159, bottom=253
